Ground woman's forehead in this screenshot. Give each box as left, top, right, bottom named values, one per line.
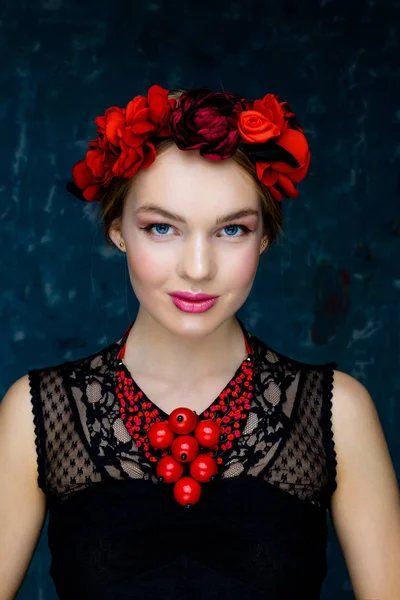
left=127, top=145, right=259, bottom=207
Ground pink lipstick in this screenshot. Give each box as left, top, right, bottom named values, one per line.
left=169, top=291, right=219, bottom=314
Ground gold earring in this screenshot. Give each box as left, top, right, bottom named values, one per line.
left=119, top=240, right=125, bottom=248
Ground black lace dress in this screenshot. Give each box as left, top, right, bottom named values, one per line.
left=28, top=318, right=337, bottom=600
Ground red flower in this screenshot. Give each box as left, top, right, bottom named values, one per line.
left=238, top=94, right=288, bottom=143
left=94, top=105, right=126, bottom=147
left=71, top=85, right=175, bottom=202
left=72, top=135, right=114, bottom=202
left=170, top=88, right=247, bottom=160
left=238, top=93, right=310, bottom=201
left=255, top=129, right=310, bottom=202
left=69, top=84, right=310, bottom=204
left=112, top=138, right=156, bottom=179
left=123, top=86, right=175, bottom=148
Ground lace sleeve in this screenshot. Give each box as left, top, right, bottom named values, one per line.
left=28, top=368, right=47, bottom=493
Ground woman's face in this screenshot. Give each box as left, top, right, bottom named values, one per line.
left=110, top=144, right=265, bottom=339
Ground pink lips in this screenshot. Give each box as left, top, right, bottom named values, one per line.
left=171, top=292, right=218, bottom=301
left=169, top=292, right=219, bottom=314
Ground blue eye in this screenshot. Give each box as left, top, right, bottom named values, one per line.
left=219, top=224, right=253, bottom=237
left=221, top=225, right=247, bottom=237
left=139, top=224, right=174, bottom=236
left=140, top=223, right=252, bottom=238
left=149, top=224, right=172, bottom=235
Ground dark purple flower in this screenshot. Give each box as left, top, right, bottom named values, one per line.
left=170, top=88, right=247, bottom=160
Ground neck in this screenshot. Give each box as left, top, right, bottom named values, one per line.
left=121, top=310, right=248, bottom=385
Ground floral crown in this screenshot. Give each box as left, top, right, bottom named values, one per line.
left=67, top=84, right=311, bottom=204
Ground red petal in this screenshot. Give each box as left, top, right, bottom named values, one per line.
left=131, top=120, right=156, bottom=135
left=272, top=129, right=310, bottom=180
left=256, top=162, right=277, bottom=185
left=141, top=142, right=157, bottom=168
left=268, top=185, right=284, bottom=202
left=105, top=110, right=125, bottom=146
left=72, top=159, right=94, bottom=189
left=82, top=184, right=102, bottom=202
left=126, top=96, right=148, bottom=124
left=276, top=173, right=299, bottom=198
left=94, top=115, right=106, bottom=130
left=123, top=127, right=147, bottom=148
left=147, top=84, right=169, bottom=103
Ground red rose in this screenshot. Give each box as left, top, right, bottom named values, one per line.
left=170, top=89, right=246, bottom=159
left=238, top=110, right=281, bottom=144
left=238, top=93, right=309, bottom=201
left=238, top=93, right=292, bottom=144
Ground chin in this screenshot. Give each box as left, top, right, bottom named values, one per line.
left=139, top=302, right=224, bottom=339
left=168, top=302, right=243, bottom=338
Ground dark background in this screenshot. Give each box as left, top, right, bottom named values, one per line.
left=0, top=0, right=399, bottom=598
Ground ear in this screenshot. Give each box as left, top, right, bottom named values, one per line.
left=108, top=218, right=125, bottom=251
left=260, top=236, right=268, bottom=254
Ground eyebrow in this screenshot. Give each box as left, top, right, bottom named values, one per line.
left=135, top=204, right=260, bottom=225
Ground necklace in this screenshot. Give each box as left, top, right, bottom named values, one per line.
left=114, top=321, right=254, bottom=507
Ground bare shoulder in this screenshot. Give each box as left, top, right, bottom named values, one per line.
left=329, top=368, right=397, bottom=489
left=0, top=375, right=47, bottom=597
left=0, top=374, right=38, bottom=471
left=1, top=373, right=32, bottom=413
left=0, top=374, right=33, bottom=426
left=330, top=369, right=381, bottom=452
left=329, top=369, right=397, bottom=481
left=328, top=369, right=400, bottom=599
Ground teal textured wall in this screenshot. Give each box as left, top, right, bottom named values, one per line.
left=1, top=1, right=399, bottom=598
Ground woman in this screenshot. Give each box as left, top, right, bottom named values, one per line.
left=1, top=85, right=399, bottom=599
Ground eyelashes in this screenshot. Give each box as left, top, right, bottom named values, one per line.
left=139, top=223, right=253, bottom=238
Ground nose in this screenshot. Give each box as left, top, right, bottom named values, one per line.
left=179, top=236, right=216, bottom=282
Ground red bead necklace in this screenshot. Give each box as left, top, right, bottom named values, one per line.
left=115, top=323, right=254, bottom=507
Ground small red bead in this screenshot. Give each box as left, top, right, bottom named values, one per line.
left=173, top=476, right=202, bottom=506
left=156, top=455, right=184, bottom=483
left=194, top=419, right=221, bottom=448
left=147, top=421, right=175, bottom=449
left=171, top=435, right=199, bottom=463
left=189, top=454, right=218, bottom=482
left=168, top=407, right=198, bottom=435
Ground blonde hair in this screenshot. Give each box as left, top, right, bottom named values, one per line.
left=99, top=90, right=284, bottom=254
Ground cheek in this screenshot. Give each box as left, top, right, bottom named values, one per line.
left=226, top=248, right=260, bottom=287
left=125, top=250, right=168, bottom=287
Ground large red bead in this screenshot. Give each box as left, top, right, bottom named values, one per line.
left=194, top=419, right=221, bottom=448
left=171, top=435, right=199, bottom=463
left=189, top=454, right=218, bottom=482
left=174, top=476, right=202, bottom=506
left=168, top=407, right=198, bottom=435
left=147, top=421, right=175, bottom=449
left=156, top=455, right=184, bottom=483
